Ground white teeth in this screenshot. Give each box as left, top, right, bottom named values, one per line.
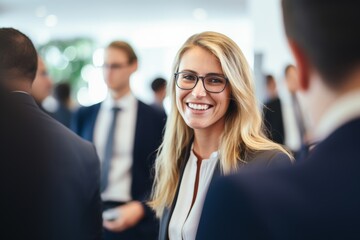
left=188, top=103, right=210, bottom=110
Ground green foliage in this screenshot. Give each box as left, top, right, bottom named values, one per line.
left=38, top=38, right=96, bottom=99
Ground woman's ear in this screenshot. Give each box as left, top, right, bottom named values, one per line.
left=287, top=38, right=310, bottom=91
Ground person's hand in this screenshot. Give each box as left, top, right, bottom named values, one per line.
left=103, top=201, right=145, bottom=232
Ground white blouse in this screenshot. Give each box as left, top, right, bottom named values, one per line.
left=168, top=149, right=219, bottom=240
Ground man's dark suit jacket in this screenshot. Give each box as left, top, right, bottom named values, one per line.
left=71, top=99, right=166, bottom=239
left=0, top=92, right=102, bottom=240
left=263, top=97, right=285, bottom=145
left=158, top=144, right=292, bottom=240
left=196, top=118, right=360, bottom=240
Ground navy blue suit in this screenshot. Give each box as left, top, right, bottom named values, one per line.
left=197, top=118, right=360, bottom=240
left=1, top=92, right=102, bottom=240
left=71, top=99, right=166, bottom=240
left=263, top=97, right=285, bottom=145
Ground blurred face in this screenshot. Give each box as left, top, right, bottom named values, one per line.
left=285, top=66, right=300, bottom=93
left=176, top=46, right=231, bottom=133
left=32, top=57, right=53, bottom=103
left=103, top=47, right=137, bottom=96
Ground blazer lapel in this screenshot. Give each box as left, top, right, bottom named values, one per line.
left=159, top=141, right=193, bottom=240
left=84, top=104, right=101, bottom=142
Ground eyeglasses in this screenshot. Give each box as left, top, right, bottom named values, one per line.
left=102, top=63, right=129, bottom=70
left=175, top=71, right=228, bottom=93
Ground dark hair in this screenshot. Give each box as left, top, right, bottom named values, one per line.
left=151, top=77, right=167, bottom=92
left=107, top=41, right=138, bottom=64
left=282, top=0, right=360, bottom=88
left=265, top=74, right=275, bottom=85
left=0, top=28, right=38, bottom=81
left=54, top=82, right=71, bottom=103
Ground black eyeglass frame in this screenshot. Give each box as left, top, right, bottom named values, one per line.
left=174, top=71, right=228, bottom=93
left=101, top=63, right=130, bottom=70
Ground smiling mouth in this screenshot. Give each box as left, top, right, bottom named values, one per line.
left=187, top=103, right=212, bottom=110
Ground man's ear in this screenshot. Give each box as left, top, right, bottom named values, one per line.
left=130, top=60, right=138, bottom=73
left=288, top=39, right=310, bottom=91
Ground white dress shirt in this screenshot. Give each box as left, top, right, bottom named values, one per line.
left=280, top=89, right=309, bottom=151
left=94, top=93, right=137, bottom=202
left=315, top=90, right=360, bottom=142
left=169, top=149, right=219, bottom=240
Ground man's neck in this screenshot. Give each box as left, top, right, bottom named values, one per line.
left=110, top=88, right=131, bottom=100
left=306, top=69, right=360, bottom=136
left=4, top=77, right=32, bottom=93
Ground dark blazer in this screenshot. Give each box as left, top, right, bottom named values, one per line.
left=0, top=92, right=102, bottom=240
left=71, top=99, right=166, bottom=239
left=196, top=118, right=360, bottom=240
left=263, top=97, right=285, bottom=145
left=52, top=103, right=73, bottom=128
left=158, top=145, right=292, bottom=240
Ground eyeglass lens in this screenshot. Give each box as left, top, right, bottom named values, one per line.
left=176, top=72, right=227, bottom=93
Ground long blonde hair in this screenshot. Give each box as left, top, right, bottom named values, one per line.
left=149, top=31, right=290, bottom=217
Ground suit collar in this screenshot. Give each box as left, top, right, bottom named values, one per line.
left=10, top=91, right=38, bottom=106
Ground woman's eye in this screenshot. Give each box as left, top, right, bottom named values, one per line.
left=183, top=75, right=196, bottom=81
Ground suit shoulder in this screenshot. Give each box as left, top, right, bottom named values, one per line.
left=247, top=149, right=293, bottom=168
left=75, top=102, right=101, bottom=115
left=138, top=100, right=167, bottom=120
left=265, top=97, right=281, bottom=106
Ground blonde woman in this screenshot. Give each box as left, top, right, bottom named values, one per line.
left=150, top=31, right=293, bottom=240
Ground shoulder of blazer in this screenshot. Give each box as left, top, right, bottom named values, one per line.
left=71, top=103, right=102, bottom=137
left=77, top=102, right=101, bottom=118
left=246, top=149, right=292, bottom=168
left=137, top=100, right=166, bottom=119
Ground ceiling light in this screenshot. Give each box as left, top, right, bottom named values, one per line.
left=45, top=14, right=58, bottom=27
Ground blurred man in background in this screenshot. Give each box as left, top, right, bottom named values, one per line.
left=72, top=40, right=165, bottom=240
left=282, top=64, right=313, bottom=159
left=150, top=77, right=167, bottom=112
left=53, top=82, right=73, bottom=128
left=263, top=74, right=285, bottom=145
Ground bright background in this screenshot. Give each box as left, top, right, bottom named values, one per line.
left=0, top=0, right=294, bottom=106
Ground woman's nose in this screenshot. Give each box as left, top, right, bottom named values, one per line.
left=191, top=79, right=206, bottom=98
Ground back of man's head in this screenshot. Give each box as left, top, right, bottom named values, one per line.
left=0, top=28, right=38, bottom=83
left=282, top=0, right=360, bottom=87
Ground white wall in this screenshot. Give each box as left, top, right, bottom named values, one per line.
left=249, top=0, right=294, bottom=102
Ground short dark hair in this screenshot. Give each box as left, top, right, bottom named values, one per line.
left=282, top=0, right=360, bottom=88
left=151, top=77, right=167, bottom=92
left=54, top=82, right=71, bottom=103
left=0, top=28, right=38, bottom=81
left=265, top=74, right=275, bottom=85
left=107, top=41, right=137, bottom=64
